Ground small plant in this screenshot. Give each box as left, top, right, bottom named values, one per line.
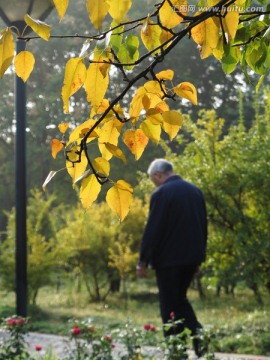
left=162, top=312, right=190, bottom=360
left=192, top=327, right=216, bottom=360
left=0, top=315, right=32, bottom=360
left=63, top=318, right=95, bottom=359
left=112, top=320, right=157, bottom=359
left=91, top=335, right=115, bottom=360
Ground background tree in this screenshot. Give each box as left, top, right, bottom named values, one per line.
left=0, top=190, right=61, bottom=304
left=165, top=89, right=270, bottom=303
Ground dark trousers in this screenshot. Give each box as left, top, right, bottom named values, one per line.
left=155, top=265, right=202, bottom=337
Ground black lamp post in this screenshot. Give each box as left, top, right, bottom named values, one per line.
left=0, top=0, right=54, bottom=317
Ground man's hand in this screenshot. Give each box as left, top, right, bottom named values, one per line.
left=136, top=263, right=148, bottom=278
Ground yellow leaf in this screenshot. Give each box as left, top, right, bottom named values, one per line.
left=142, top=93, right=163, bottom=111
left=98, top=120, right=121, bottom=159
left=96, top=99, right=110, bottom=114
left=67, top=119, right=98, bottom=146
left=0, top=28, right=14, bottom=78
left=155, top=101, right=170, bottom=113
left=51, top=139, right=64, bottom=158
left=93, top=157, right=110, bottom=177
left=207, top=0, right=220, bottom=5
left=140, top=119, right=161, bottom=145
left=61, top=57, right=87, bottom=114
left=106, top=180, right=133, bottom=221
left=79, top=128, right=99, bottom=139
left=84, top=54, right=110, bottom=113
left=66, top=147, right=88, bottom=184
left=160, top=29, right=173, bottom=49
left=24, top=14, right=51, bottom=41
left=58, top=122, right=70, bottom=133
left=104, top=143, right=127, bottom=164
left=191, top=14, right=220, bottom=59
left=159, top=0, right=188, bottom=29
left=161, top=110, right=183, bottom=140
left=212, top=36, right=224, bottom=60
left=191, top=13, right=205, bottom=46
left=123, top=129, right=149, bottom=160
left=222, top=9, right=239, bottom=42
left=156, top=69, right=174, bottom=81
left=146, top=109, right=164, bottom=125
left=107, top=0, right=132, bottom=23
left=129, top=87, right=146, bottom=122
left=14, top=51, right=35, bottom=82
left=86, top=0, right=110, bottom=30
left=80, top=174, right=101, bottom=209
left=52, top=0, right=69, bottom=20
left=144, top=80, right=164, bottom=96
left=173, top=82, right=198, bottom=105
left=141, top=18, right=162, bottom=53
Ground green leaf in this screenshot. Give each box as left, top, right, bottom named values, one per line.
left=234, top=26, right=251, bottom=44
left=221, top=44, right=240, bottom=74
left=125, top=35, right=139, bottom=58
left=240, top=49, right=254, bottom=86
left=110, top=20, right=124, bottom=54
left=245, top=40, right=268, bottom=75
left=117, top=35, right=139, bottom=70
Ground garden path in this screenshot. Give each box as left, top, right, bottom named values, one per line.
left=25, top=332, right=270, bottom=360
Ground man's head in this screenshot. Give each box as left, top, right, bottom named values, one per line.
left=147, top=159, right=174, bottom=187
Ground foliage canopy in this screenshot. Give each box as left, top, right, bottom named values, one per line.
left=0, top=0, right=269, bottom=219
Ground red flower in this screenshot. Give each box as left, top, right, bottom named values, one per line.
left=72, top=327, right=81, bottom=335
left=7, top=319, right=16, bottom=326
left=150, top=325, right=156, bottom=332
left=35, top=345, right=42, bottom=351
left=170, top=312, right=175, bottom=318
left=104, top=335, right=112, bottom=341
left=111, top=343, right=116, bottom=348
left=17, top=319, right=24, bottom=325
left=144, top=324, right=151, bottom=330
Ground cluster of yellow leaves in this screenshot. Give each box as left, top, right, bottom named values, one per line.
left=1, top=0, right=205, bottom=221
left=191, top=0, right=242, bottom=59
left=47, top=66, right=197, bottom=220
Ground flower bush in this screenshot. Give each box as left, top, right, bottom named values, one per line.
left=0, top=316, right=32, bottom=359
left=0, top=315, right=215, bottom=359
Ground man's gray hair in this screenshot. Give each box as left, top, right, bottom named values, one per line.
left=147, top=159, right=174, bottom=176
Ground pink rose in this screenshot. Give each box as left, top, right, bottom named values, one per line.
left=170, top=312, right=175, bottom=318
left=105, top=335, right=112, bottom=341
left=35, top=345, right=42, bottom=351
left=72, top=327, right=81, bottom=335
left=150, top=325, right=156, bottom=332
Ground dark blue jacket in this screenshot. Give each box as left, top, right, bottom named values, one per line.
left=139, top=175, right=207, bottom=269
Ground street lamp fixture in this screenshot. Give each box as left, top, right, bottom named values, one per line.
left=0, top=0, right=53, bottom=33
left=0, top=0, right=54, bottom=316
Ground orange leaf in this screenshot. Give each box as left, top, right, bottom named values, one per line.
left=123, top=129, right=149, bottom=160
left=58, top=122, right=70, bottom=133
left=51, top=139, right=64, bottom=158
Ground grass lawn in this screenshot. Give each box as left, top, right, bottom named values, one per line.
left=0, top=277, right=269, bottom=356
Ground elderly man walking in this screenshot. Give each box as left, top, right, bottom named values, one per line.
left=136, top=159, right=208, bottom=357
